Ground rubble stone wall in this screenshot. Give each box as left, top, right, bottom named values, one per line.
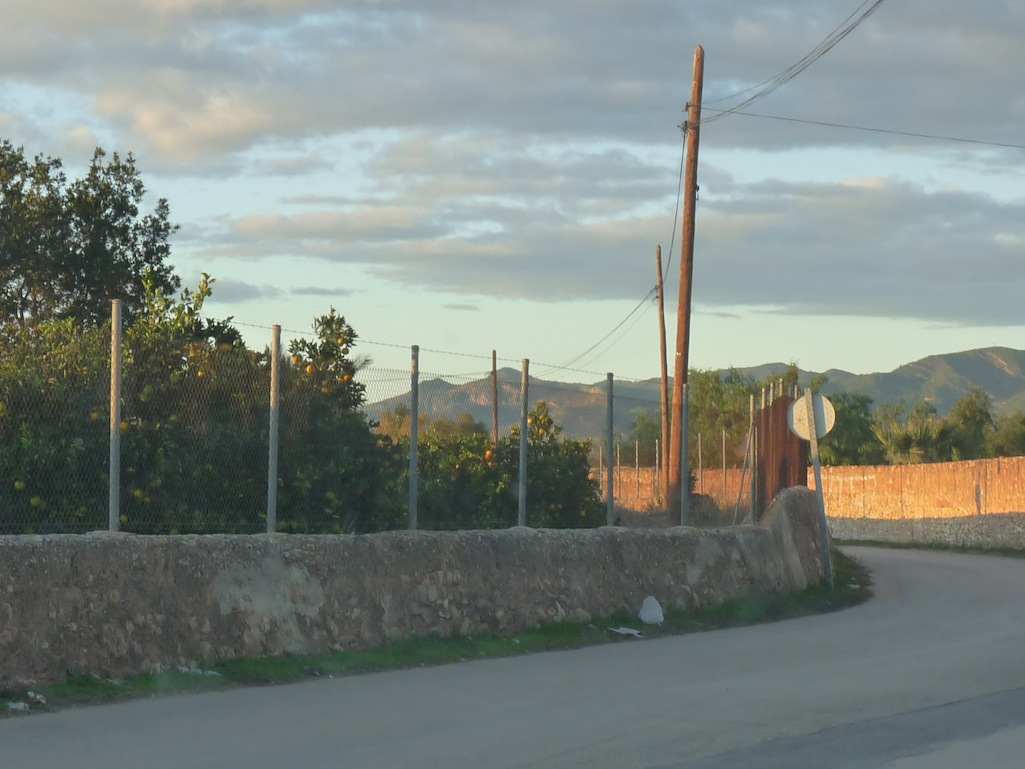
left=0, top=487, right=825, bottom=687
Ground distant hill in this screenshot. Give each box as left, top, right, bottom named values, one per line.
left=798, top=347, right=1025, bottom=415
left=365, top=347, right=1025, bottom=439
left=665, top=347, right=1025, bottom=417
left=365, top=368, right=620, bottom=439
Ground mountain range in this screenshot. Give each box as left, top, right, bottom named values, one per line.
left=366, top=346, right=1025, bottom=440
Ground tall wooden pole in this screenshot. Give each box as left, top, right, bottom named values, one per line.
left=655, top=245, right=670, bottom=499
left=668, top=44, right=705, bottom=514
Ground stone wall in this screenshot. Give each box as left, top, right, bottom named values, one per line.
left=0, top=487, right=825, bottom=687
left=815, top=457, right=1025, bottom=548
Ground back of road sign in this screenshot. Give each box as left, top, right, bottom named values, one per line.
left=788, top=393, right=836, bottom=440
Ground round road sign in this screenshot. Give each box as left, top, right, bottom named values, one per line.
left=788, top=393, right=836, bottom=440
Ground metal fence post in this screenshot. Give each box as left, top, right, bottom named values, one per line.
left=698, top=432, right=703, bottom=495
left=804, top=389, right=834, bottom=588
left=266, top=325, right=280, bottom=533
left=409, top=345, right=419, bottom=529
left=750, top=394, right=758, bottom=521
left=616, top=443, right=621, bottom=496
left=722, top=428, right=727, bottom=503
left=680, top=382, right=690, bottom=526
left=635, top=440, right=640, bottom=499
left=108, top=299, right=121, bottom=532
left=518, top=359, right=529, bottom=526
left=655, top=438, right=660, bottom=496
left=606, top=372, right=614, bottom=525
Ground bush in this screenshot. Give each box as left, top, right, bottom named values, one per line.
left=405, top=403, right=604, bottom=531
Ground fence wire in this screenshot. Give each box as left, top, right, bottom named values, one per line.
left=0, top=329, right=803, bottom=534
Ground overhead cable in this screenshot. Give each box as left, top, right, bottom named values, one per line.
left=700, top=0, right=889, bottom=126
left=705, top=108, right=1025, bottom=152
left=535, top=289, right=656, bottom=379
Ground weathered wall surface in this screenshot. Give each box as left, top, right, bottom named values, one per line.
left=601, top=467, right=749, bottom=513
left=815, top=457, right=1025, bottom=548
left=0, top=488, right=825, bottom=687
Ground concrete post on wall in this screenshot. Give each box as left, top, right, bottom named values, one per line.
left=750, top=394, right=757, bottom=522
left=518, top=359, right=529, bottom=527
left=680, top=383, right=690, bottom=526
left=108, top=299, right=122, bottom=532
left=803, top=389, right=833, bottom=588
left=635, top=440, right=640, bottom=499
left=266, top=325, right=281, bottom=533
left=698, top=433, right=703, bottom=495
left=606, top=373, right=614, bottom=526
left=408, top=346, right=420, bottom=530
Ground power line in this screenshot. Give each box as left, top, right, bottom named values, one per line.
left=700, top=0, right=888, bottom=125
left=573, top=297, right=656, bottom=373
left=535, top=290, right=656, bottom=379
left=705, top=108, right=1025, bottom=152
left=663, top=130, right=687, bottom=282
left=232, top=317, right=649, bottom=382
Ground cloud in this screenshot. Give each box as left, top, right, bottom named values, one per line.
left=4, top=0, right=1023, bottom=172
left=4, top=0, right=1025, bottom=342
left=693, top=175, right=1025, bottom=325
left=291, top=285, right=354, bottom=298
left=205, top=279, right=285, bottom=303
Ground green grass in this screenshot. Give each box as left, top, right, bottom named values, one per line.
left=2, top=548, right=871, bottom=716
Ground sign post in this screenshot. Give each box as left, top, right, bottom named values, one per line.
left=788, top=390, right=834, bottom=588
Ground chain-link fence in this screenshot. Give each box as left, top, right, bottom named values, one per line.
left=0, top=312, right=804, bottom=535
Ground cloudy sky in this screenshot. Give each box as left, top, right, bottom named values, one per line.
left=3, top=0, right=1024, bottom=382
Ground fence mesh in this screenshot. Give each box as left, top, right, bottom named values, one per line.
left=0, top=328, right=805, bottom=535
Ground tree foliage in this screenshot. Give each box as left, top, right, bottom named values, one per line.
left=989, top=411, right=1025, bottom=458
left=819, top=391, right=885, bottom=466
left=0, top=142, right=179, bottom=328
left=0, top=280, right=409, bottom=534
left=687, top=367, right=758, bottom=468
left=869, top=390, right=999, bottom=466
left=381, top=402, right=604, bottom=530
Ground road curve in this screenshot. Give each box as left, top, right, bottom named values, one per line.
left=5, top=546, right=1025, bottom=768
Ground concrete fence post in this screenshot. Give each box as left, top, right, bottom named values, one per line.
left=266, top=325, right=281, bottom=533
left=108, top=299, right=122, bottom=532
left=409, top=345, right=420, bottom=530
left=606, top=372, right=614, bottom=525
left=518, top=359, right=529, bottom=526
left=680, top=382, right=690, bottom=526
left=635, top=440, right=640, bottom=499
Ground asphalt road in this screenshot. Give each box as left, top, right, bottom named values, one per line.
left=5, top=546, right=1025, bottom=768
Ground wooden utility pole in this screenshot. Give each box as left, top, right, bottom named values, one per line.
left=668, top=44, right=705, bottom=516
left=655, top=245, right=670, bottom=499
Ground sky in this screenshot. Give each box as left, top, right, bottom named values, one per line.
left=2, top=0, right=1024, bottom=384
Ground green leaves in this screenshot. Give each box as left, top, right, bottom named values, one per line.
left=287, top=308, right=367, bottom=412
left=0, top=141, right=180, bottom=328
left=409, top=403, right=603, bottom=531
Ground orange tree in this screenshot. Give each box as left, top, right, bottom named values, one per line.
left=0, top=278, right=404, bottom=534
left=118, top=296, right=403, bottom=534
left=0, top=318, right=110, bottom=532
left=278, top=308, right=404, bottom=533
left=388, top=402, right=604, bottom=530
left=504, top=402, right=604, bottom=528
left=115, top=273, right=266, bottom=532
